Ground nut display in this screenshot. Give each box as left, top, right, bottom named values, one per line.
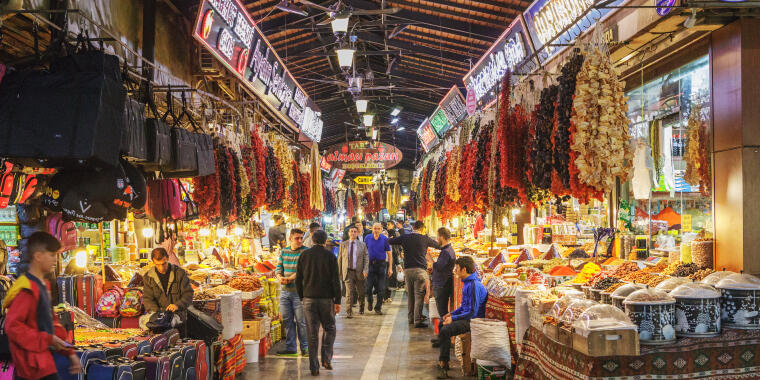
left=229, top=276, right=263, bottom=291
left=610, top=262, right=639, bottom=278
left=593, top=276, right=621, bottom=291
left=661, top=261, right=682, bottom=276
left=672, top=263, right=703, bottom=277
left=689, top=268, right=715, bottom=281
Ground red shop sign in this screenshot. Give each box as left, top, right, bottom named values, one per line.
left=324, top=141, right=403, bottom=173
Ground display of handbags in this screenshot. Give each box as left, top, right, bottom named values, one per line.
left=122, top=97, right=149, bottom=161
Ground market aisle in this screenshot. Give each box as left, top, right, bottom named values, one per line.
left=241, top=290, right=473, bottom=379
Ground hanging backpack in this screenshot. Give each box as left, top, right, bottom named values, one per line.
left=120, top=288, right=144, bottom=317
left=160, top=179, right=183, bottom=221
left=46, top=213, right=77, bottom=251
left=96, top=286, right=125, bottom=318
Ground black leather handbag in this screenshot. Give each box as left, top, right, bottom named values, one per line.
left=0, top=70, right=125, bottom=168
left=145, top=117, right=172, bottom=167
left=169, top=127, right=198, bottom=172
left=122, top=97, right=148, bottom=161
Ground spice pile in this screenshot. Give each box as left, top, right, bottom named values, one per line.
left=228, top=276, right=263, bottom=291
left=572, top=262, right=602, bottom=284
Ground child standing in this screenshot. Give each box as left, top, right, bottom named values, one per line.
left=3, top=232, right=81, bottom=380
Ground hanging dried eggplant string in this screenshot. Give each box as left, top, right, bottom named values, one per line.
left=552, top=50, right=584, bottom=195
left=530, top=85, right=558, bottom=190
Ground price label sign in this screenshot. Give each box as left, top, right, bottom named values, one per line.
left=681, top=214, right=692, bottom=232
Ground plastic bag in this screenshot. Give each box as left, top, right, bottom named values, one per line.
left=429, top=298, right=439, bottom=320
left=470, top=318, right=512, bottom=368
left=397, top=270, right=405, bottom=283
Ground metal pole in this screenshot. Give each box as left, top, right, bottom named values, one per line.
left=142, top=0, right=156, bottom=103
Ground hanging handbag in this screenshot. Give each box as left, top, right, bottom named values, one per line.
left=145, top=89, right=173, bottom=168
left=169, top=92, right=198, bottom=172
left=122, top=97, right=148, bottom=161
left=178, top=180, right=198, bottom=221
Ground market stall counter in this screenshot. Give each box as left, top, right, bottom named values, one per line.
left=515, top=326, right=760, bottom=379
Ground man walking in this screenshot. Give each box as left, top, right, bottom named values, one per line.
left=436, top=256, right=488, bottom=379
left=296, top=230, right=342, bottom=376
left=342, top=216, right=361, bottom=241
left=275, top=229, right=308, bottom=356
left=364, top=223, right=392, bottom=315
left=338, top=226, right=369, bottom=317
left=389, top=220, right=440, bottom=327
left=429, top=227, right=456, bottom=347
left=385, top=221, right=402, bottom=300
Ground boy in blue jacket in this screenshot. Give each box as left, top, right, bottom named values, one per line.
left=437, top=256, right=487, bottom=379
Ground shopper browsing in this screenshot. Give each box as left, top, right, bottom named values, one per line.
left=303, top=222, right=320, bottom=248
left=338, top=226, right=369, bottom=318
left=429, top=227, right=456, bottom=347
left=296, top=230, right=342, bottom=376
left=3, top=232, right=81, bottom=380
left=268, top=214, right=288, bottom=249
left=143, top=248, right=194, bottom=318
left=364, top=223, right=392, bottom=315
left=342, top=216, right=361, bottom=241
left=275, top=229, right=309, bottom=356
left=388, top=220, right=441, bottom=327
left=436, top=256, right=487, bottom=379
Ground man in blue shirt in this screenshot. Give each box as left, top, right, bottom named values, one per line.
left=364, top=222, right=392, bottom=314
left=437, top=256, right=487, bottom=379
left=429, top=227, right=456, bottom=347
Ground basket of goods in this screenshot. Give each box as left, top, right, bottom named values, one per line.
left=715, top=273, right=760, bottom=329
left=670, top=283, right=721, bottom=337
left=611, top=283, right=645, bottom=311
left=700, top=270, right=736, bottom=286
left=654, top=277, right=692, bottom=293
left=623, top=288, right=676, bottom=344
left=592, top=277, right=620, bottom=304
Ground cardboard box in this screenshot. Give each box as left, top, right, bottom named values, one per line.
left=572, top=329, right=640, bottom=357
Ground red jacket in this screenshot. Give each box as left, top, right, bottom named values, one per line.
left=3, top=274, right=73, bottom=380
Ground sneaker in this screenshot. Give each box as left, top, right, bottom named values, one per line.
left=375, top=310, right=383, bottom=315
left=276, top=349, right=298, bottom=357
left=310, top=369, right=319, bottom=376
left=359, top=309, right=365, bottom=315
left=301, top=349, right=308, bottom=356
left=347, top=313, right=353, bottom=319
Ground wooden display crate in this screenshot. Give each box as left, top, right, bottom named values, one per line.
left=558, top=325, right=574, bottom=346
left=242, top=318, right=269, bottom=341
left=543, top=323, right=559, bottom=342
left=572, top=329, right=640, bottom=357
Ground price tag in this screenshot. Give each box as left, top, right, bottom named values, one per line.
left=210, top=278, right=224, bottom=285
left=681, top=215, right=692, bottom=232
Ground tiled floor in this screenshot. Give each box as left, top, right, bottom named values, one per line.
left=241, top=290, right=475, bottom=379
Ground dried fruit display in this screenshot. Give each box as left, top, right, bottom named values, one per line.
left=445, top=146, right=461, bottom=202
left=194, top=148, right=221, bottom=224
left=250, top=127, right=268, bottom=208
left=688, top=268, right=715, bottom=281
left=610, top=261, right=639, bottom=278
left=528, top=85, right=557, bottom=190
left=684, top=104, right=711, bottom=196
left=593, top=276, right=621, bottom=290
left=553, top=51, right=584, bottom=195
left=272, top=135, right=295, bottom=189
left=570, top=45, right=632, bottom=198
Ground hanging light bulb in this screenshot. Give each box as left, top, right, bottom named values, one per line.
left=331, top=14, right=350, bottom=34
left=75, top=249, right=87, bottom=268
left=363, top=114, right=374, bottom=127
left=355, top=99, right=368, bottom=113
left=336, top=47, right=356, bottom=68
left=502, top=217, right=508, bottom=227
left=216, top=227, right=226, bottom=237
left=141, top=227, right=154, bottom=238
left=371, top=128, right=378, bottom=140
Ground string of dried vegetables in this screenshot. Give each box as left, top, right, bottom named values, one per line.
left=552, top=51, right=584, bottom=195
left=231, top=152, right=248, bottom=223
left=265, top=145, right=284, bottom=210
left=272, top=135, right=295, bottom=189
left=250, top=127, right=268, bottom=208
left=193, top=147, right=221, bottom=224
left=649, top=120, right=662, bottom=181
left=445, top=146, right=461, bottom=202
left=529, top=85, right=558, bottom=190
left=570, top=46, right=633, bottom=194
left=684, top=104, right=710, bottom=196
left=218, top=145, right=238, bottom=223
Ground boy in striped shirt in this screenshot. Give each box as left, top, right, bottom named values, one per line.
left=275, top=228, right=309, bottom=356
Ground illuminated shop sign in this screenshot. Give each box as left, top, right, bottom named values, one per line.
left=523, top=0, right=624, bottom=63
left=324, top=141, right=403, bottom=172
left=193, top=0, right=323, bottom=142
left=416, top=119, right=439, bottom=152
left=429, top=108, right=451, bottom=137
left=462, top=17, right=534, bottom=108
left=438, top=86, right=467, bottom=132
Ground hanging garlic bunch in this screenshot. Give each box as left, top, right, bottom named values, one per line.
left=570, top=39, right=633, bottom=193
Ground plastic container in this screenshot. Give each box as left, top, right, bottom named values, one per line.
left=624, top=288, right=676, bottom=344
left=670, top=283, right=721, bottom=337
left=558, top=299, right=598, bottom=326
left=244, top=340, right=260, bottom=363
left=572, top=304, right=636, bottom=337
left=549, top=294, right=586, bottom=321
left=589, top=288, right=603, bottom=302
left=655, top=277, right=692, bottom=293
left=611, top=283, right=646, bottom=311
left=716, top=273, right=760, bottom=329
left=701, top=270, right=737, bottom=287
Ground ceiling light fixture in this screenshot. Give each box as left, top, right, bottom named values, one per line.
left=363, top=114, right=374, bottom=127
left=391, top=117, right=399, bottom=125
left=397, top=127, right=405, bottom=131
left=336, top=46, right=356, bottom=68
left=371, top=128, right=378, bottom=140
left=390, top=106, right=402, bottom=116
left=275, top=0, right=308, bottom=16
left=355, top=99, right=368, bottom=113
left=331, top=14, right=350, bottom=34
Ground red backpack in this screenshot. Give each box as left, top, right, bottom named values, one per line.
left=96, top=286, right=125, bottom=318
left=160, top=179, right=184, bottom=221
left=47, top=213, right=77, bottom=251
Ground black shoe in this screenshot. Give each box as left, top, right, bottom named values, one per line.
left=430, top=337, right=439, bottom=344
left=311, top=369, right=320, bottom=376
left=414, top=322, right=428, bottom=328
left=347, top=313, right=353, bottom=319
left=421, top=315, right=428, bottom=321
left=276, top=349, right=298, bottom=356
left=432, top=342, right=440, bottom=348
left=359, top=309, right=364, bottom=315
left=322, top=362, right=333, bottom=370
left=409, top=320, right=414, bottom=325
left=375, top=310, right=383, bottom=315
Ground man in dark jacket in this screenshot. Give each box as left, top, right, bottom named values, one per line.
left=143, top=248, right=194, bottom=320
left=436, top=256, right=487, bottom=379
left=268, top=214, right=288, bottom=249
left=429, top=227, right=456, bottom=348
left=296, top=230, right=342, bottom=376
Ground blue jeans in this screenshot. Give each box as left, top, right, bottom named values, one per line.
left=366, top=261, right=387, bottom=312
left=281, top=290, right=308, bottom=352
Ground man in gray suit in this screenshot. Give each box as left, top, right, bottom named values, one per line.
left=338, top=226, right=369, bottom=318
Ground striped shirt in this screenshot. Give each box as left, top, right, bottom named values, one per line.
left=276, top=246, right=307, bottom=291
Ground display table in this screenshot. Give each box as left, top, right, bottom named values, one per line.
left=515, top=327, right=760, bottom=379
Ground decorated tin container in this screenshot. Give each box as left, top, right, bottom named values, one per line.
left=715, top=273, right=760, bottom=329
left=624, top=288, right=676, bottom=345
left=669, top=283, right=721, bottom=337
